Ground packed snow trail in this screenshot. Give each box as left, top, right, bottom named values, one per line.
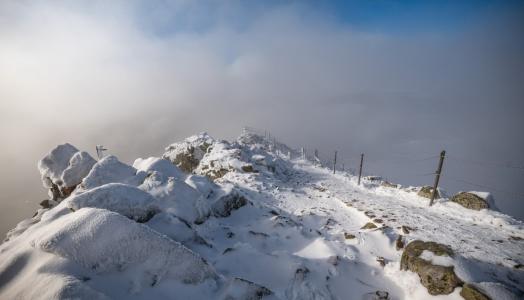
left=1, top=131, right=522, bottom=299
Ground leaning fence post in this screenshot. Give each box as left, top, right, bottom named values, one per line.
left=429, top=150, right=446, bottom=206
left=333, top=151, right=337, bottom=174
left=358, top=153, right=364, bottom=185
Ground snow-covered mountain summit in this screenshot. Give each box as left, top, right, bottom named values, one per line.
left=1, top=130, right=523, bottom=300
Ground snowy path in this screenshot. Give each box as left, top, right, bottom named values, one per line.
left=222, top=159, right=524, bottom=299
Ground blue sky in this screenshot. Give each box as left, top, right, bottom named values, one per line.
left=130, top=0, right=524, bottom=36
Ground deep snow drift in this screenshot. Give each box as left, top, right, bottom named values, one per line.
left=1, top=130, right=522, bottom=300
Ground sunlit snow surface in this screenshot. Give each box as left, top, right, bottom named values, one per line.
left=1, top=132, right=523, bottom=300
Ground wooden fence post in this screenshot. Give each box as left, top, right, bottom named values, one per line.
left=358, top=153, right=364, bottom=185
left=333, top=151, right=337, bottom=174
left=429, top=150, right=446, bottom=206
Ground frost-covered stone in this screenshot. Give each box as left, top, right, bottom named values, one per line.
left=185, top=174, right=220, bottom=199
left=146, top=177, right=210, bottom=224
left=146, top=212, right=197, bottom=244
left=82, top=155, right=145, bottom=190
left=163, top=132, right=215, bottom=172
left=133, top=157, right=186, bottom=180
left=61, top=151, right=96, bottom=188
left=38, top=143, right=79, bottom=187
left=38, top=144, right=95, bottom=200
left=67, top=183, right=159, bottom=222
left=211, top=191, right=248, bottom=218
left=32, top=208, right=217, bottom=285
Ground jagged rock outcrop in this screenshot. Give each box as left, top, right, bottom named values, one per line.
left=163, top=133, right=215, bottom=173
left=400, top=240, right=462, bottom=295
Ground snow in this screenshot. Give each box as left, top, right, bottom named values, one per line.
left=133, top=157, right=185, bottom=180
left=66, top=183, right=159, bottom=222
left=2, top=130, right=523, bottom=299
left=61, top=151, right=97, bottom=188
left=32, top=208, right=216, bottom=283
left=82, top=155, right=145, bottom=189
left=419, top=250, right=454, bottom=267
left=293, top=238, right=338, bottom=259
left=37, top=144, right=96, bottom=199
left=38, top=143, right=79, bottom=188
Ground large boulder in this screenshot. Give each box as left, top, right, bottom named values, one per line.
left=400, top=240, right=462, bottom=295
left=66, top=183, right=159, bottom=223
left=417, top=186, right=440, bottom=199
left=38, top=144, right=96, bottom=200
left=450, top=192, right=489, bottom=211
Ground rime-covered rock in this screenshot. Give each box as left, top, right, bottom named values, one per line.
left=211, top=190, right=248, bottom=218
left=38, top=144, right=96, bottom=200
left=82, top=155, right=145, bottom=190
left=163, top=132, right=215, bottom=172
left=66, top=183, right=159, bottom=222
left=32, top=208, right=217, bottom=284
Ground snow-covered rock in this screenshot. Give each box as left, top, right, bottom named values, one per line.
left=32, top=208, right=217, bottom=285
left=82, top=155, right=145, bottom=190
left=133, top=157, right=186, bottom=180
left=61, top=151, right=97, bottom=188
left=144, top=176, right=210, bottom=224
left=163, top=132, right=215, bottom=172
left=38, top=144, right=96, bottom=200
left=66, top=183, right=159, bottom=222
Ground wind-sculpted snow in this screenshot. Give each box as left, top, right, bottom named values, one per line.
left=2, top=130, right=524, bottom=299
left=66, top=183, right=159, bottom=222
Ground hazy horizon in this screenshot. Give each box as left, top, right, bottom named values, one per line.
left=1, top=0, right=523, bottom=238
